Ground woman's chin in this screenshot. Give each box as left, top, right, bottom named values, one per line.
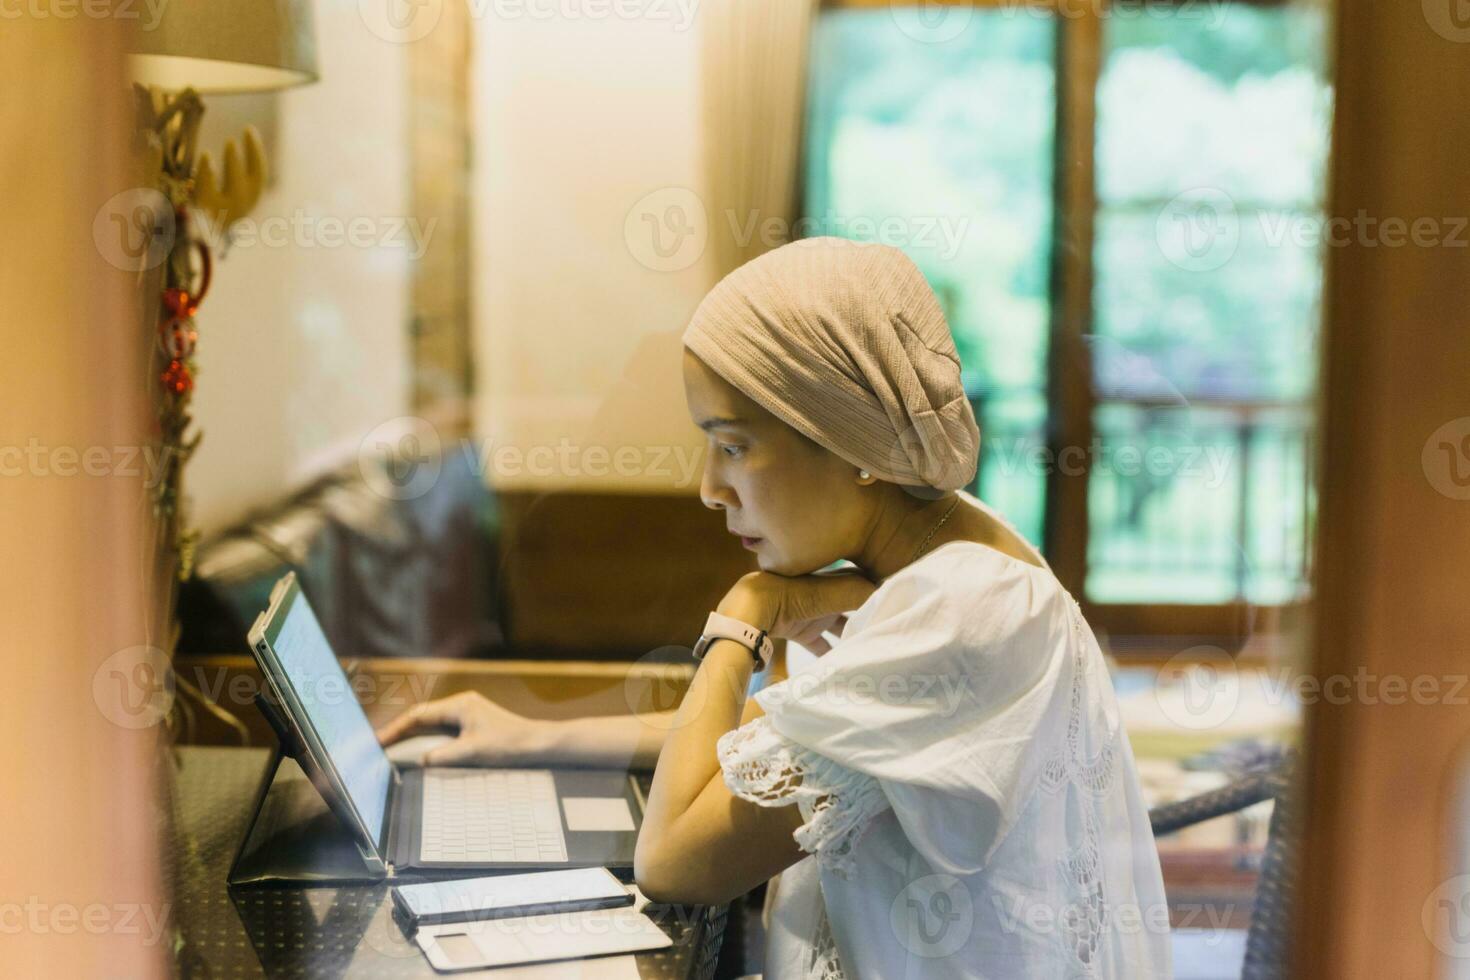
left=760, top=553, right=835, bottom=577
left=755, top=553, right=794, bottom=575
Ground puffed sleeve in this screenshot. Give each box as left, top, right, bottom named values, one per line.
left=717, top=714, right=891, bottom=876
left=731, top=547, right=1078, bottom=876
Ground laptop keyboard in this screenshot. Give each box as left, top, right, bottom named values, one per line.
left=419, top=769, right=569, bottom=864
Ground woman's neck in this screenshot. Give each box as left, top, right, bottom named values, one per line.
left=849, top=489, right=1045, bottom=581
left=848, top=490, right=963, bottom=582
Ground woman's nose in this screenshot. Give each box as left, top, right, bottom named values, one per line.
left=699, top=485, right=728, bottom=511
left=699, top=469, right=734, bottom=511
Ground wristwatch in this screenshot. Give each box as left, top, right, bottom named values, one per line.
left=692, top=611, right=775, bottom=670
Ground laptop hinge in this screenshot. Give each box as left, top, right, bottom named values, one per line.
left=380, top=766, right=404, bottom=872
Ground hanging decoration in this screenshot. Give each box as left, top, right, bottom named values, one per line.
left=133, top=85, right=266, bottom=580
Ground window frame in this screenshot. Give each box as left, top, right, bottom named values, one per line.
left=817, top=0, right=1317, bottom=659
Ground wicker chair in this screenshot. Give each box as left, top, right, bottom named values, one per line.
left=1148, top=749, right=1300, bottom=980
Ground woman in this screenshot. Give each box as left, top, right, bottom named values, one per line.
left=378, top=238, right=1170, bottom=978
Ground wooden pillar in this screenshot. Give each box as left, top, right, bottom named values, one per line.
left=1296, top=2, right=1470, bottom=975
left=0, top=15, right=167, bottom=980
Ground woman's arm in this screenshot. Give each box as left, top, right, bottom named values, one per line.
left=375, top=693, right=675, bottom=769
left=634, top=574, right=872, bottom=906
left=558, top=645, right=787, bottom=768
left=375, top=645, right=790, bottom=769
left=634, top=637, right=805, bottom=906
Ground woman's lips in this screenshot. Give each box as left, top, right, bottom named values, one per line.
left=739, top=535, right=762, bottom=549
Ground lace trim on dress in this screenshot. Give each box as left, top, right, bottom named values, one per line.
left=1040, top=596, right=1117, bottom=799
left=1043, top=595, right=1118, bottom=977
left=717, top=715, right=891, bottom=878
left=807, top=902, right=846, bottom=980
left=1059, top=807, right=1110, bottom=976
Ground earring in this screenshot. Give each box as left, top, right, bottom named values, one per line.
left=858, top=470, right=870, bottom=480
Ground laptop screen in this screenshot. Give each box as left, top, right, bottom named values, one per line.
left=269, top=592, right=393, bottom=845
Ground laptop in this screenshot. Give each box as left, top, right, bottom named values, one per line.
left=246, top=572, right=642, bottom=877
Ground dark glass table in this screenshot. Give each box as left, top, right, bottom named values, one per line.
left=169, top=746, right=726, bottom=979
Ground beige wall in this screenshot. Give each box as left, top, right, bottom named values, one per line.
left=471, top=11, right=717, bottom=495
left=188, top=1, right=412, bottom=535
left=191, top=6, right=724, bottom=518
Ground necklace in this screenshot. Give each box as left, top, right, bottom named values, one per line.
left=911, top=496, right=960, bottom=564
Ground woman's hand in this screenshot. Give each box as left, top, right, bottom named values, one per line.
left=716, top=569, right=877, bottom=655
left=375, top=692, right=557, bottom=767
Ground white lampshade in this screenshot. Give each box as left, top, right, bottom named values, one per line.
left=128, top=0, right=318, bottom=93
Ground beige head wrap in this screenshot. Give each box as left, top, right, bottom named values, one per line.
left=682, top=237, right=980, bottom=491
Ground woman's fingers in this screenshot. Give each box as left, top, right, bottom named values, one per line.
left=816, top=614, right=850, bottom=652
left=791, top=612, right=836, bottom=638
left=796, top=572, right=877, bottom=621
left=791, top=613, right=846, bottom=655
left=777, top=574, right=874, bottom=638
left=791, top=626, right=830, bottom=655
left=375, top=695, right=467, bottom=746
left=422, top=736, right=485, bottom=767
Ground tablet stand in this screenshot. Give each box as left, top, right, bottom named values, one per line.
left=228, top=693, right=389, bottom=886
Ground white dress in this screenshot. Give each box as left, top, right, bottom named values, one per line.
left=716, top=493, right=1171, bottom=979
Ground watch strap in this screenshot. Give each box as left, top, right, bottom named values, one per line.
left=693, top=611, right=774, bottom=669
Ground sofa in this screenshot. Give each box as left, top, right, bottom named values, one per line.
left=178, top=441, right=503, bottom=661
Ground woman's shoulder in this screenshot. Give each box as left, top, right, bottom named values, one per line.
left=956, top=489, right=1050, bottom=569
left=891, top=538, right=1059, bottom=597
left=855, top=539, right=1073, bottom=644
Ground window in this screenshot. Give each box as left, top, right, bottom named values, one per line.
left=804, top=1, right=1331, bottom=645
left=805, top=10, right=1057, bottom=547
left=1089, top=5, right=1331, bottom=606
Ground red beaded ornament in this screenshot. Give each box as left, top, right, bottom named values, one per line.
left=162, top=358, right=194, bottom=396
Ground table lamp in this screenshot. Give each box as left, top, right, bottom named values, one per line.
left=128, top=0, right=319, bottom=94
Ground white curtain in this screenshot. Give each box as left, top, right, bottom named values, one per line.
left=701, top=0, right=820, bottom=279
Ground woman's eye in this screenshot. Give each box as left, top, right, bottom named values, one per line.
left=719, top=444, right=745, bottom=459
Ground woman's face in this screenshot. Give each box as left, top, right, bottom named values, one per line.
left=683, top=349, right=871, bottom=575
